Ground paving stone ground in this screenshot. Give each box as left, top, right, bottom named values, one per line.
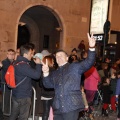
left=0, top=93, right=118, bottom=120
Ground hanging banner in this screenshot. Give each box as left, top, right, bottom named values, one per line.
left=90, top=0, right=109, bottom=35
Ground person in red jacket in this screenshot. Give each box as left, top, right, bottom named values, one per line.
left=84, top=66, right=100, bottom=118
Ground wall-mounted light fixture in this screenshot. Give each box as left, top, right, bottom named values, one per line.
left=19, top=22, right=26, bottom=26
left=55, top=27, right=62, bottom=32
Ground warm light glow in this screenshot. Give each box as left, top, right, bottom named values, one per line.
left=19, top=22, right=26, bottom=26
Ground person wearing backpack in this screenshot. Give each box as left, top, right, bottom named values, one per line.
left=9, top=44, right=41, bottom=120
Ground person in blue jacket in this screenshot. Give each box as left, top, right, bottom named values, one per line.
left=9, top=44, right=41, bottom=120
left=0, top=49, right=15, bottom=117
left=116, top=71, right=120, bottom=120
left=42, top=33, right=96, bottom=120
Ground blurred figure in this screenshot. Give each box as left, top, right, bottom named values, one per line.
left=68, top=55, right=78, bottom=63
left=71, top=48, right=77, bottom=55
left=80, top=50, right=88, bottom=61
left=116, top=58, right=120, bottom=69
left=110, top=72, right=117, bottom=113
left=41, top=50, right=51, bottom=57
left=1, top=49, right=15, bottom=116
left=69, top=48, right=79, bottom=63
left=105, top=57, right=111, bottom=71
left=15, top=48, right=20, bottom=60
left=101, top=77, right=112, bottom=117
left=40, top=55, right=56, bottom=120
left=115, top=71, right=120, bottom=120
left=110, top=63, right=117, bottom=77
left=78, top=40, right=86, bottom=52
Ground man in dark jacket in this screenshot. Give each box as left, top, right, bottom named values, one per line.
left=42, top=33, right=96, bottom=120
left=9, top=44, right=41, bottom=120
left=1, top=49, right=15, bottom=116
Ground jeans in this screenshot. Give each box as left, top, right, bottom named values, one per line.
left=9, top=97, right=31, bottom=120
left=54, top=109, right=79, bottom=120
left=42, top=99, right=53, bottom=120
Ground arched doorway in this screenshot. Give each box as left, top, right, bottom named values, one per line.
left=17, top=5, right=63, bottom=53
left=17, top=25, right=30, bottom=48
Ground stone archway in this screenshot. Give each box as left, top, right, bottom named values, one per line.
left=17, top=5, right=65, bottom=52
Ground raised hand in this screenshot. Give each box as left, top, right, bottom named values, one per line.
left=41, top=59, right=49, bottom=73
left=87, top=33, right=96, bottom=48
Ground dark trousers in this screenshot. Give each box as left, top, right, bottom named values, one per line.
left=54, top=109, right=79, bottom=120
left=118, top=96, right=120, bottom=118
left=9, top=97, right=31, bottom=120
left=42, top=99, right=53, bottom=120
left=85, top=90, right=96, bottom=104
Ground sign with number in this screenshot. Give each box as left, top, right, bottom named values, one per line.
left=93, top=34, right=104, bottom=41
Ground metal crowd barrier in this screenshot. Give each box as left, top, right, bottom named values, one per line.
left=0, top=82, right=37, bottom=120
left=28, top=87, right=37, bottom=120
left=1, top=82, right=12, bottom=116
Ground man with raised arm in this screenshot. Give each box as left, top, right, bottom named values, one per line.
left=42, top=33, right=96, bottom=120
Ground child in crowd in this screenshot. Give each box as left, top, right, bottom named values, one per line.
left=116, top=71, right=120, bottom=120
left=110, top=72, right=117, bottom=113
left=101, top=77, right=112, bottom=116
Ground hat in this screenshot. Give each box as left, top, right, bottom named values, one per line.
left=41, top=50, right=51, bottom=57
left=33, top=53, right=43, bottom=60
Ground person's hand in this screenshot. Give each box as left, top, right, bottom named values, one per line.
left=34, top=57, right=41, bottom=64
left=0, top=61, right=3, bottom=67
left=41, top=59, right=49, bottom=74
left=87, top=33, right=96, bottom=48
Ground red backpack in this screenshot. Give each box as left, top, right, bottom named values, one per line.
left=5, top=61, right=27, bottom=88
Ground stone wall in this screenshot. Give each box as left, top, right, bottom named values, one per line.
left=0, top=0, right=91, bottom=60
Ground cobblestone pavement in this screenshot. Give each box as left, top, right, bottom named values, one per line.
left=0, top=95, right=118, bottom=120
left=0, top=106, right=118, bottom=120
left=79, top=105, right=117, bottom=120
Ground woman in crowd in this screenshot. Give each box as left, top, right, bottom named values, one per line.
left=40, top=55, right=57, bottom=120
left=84, top=65, right=100, bottom=119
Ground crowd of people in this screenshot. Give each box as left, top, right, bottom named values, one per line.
left=68, top=48, right=120, bottom=119
left=0, top=33, right=120, bottom=120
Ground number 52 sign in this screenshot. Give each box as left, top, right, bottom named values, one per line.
left=93, top=34, right=104, bottom=41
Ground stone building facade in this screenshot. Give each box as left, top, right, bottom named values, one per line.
left=0, top=0, right=120, bottom=61
left=0, top=0, right=91, bottom=60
